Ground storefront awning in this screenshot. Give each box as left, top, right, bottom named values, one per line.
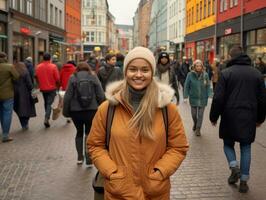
left=53, top=39, right=68, bottom=45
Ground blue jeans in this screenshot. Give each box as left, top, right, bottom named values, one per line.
left=0, top=98, right=14, bottom=139
left=42, top=91, right=56, bottom=120
left=223, top=139, right=251, bottom=181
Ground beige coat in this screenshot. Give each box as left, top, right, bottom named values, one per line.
left=88, top=81, right=189, bottom=200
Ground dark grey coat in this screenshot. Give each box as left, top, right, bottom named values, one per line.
left=63, top=71, right=105, bottom=117
left=97, top=63, right=123, bottom=91
left=13, top=71, right=36, bottom=117
left=210, top=54, right=266, bottom=143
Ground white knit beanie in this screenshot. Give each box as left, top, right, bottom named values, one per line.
left=123, top=47, right=156, bottom=75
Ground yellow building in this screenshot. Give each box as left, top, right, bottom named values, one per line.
left=185, top=0, right=216, bottom=62
left=186, top=0, right=216, bottom=34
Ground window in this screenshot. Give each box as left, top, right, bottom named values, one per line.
left=200, top=1, right=202, bottom=20
left=220, top=0, right=228, bottom=12
left=10, top=0, right=17, bottom=9
left=204, top=0, right=206, bottom=18
left=208, top=0, right=211, bottom=16
left=19, top=0, right=24, bottom=12
left=91, top=32, right=95, bottom=42
left=26, top=0, right=32, bottom=16
left=85, top=0, right=91, bottom=7
left=86, top=32, right=90, bottom=42
left=39, top=0, right=46, bottom=22
left=257, top=28, right=266, bottom=45
left=230, top=0, right=233, bottom=8
left=50, top=4, right=53, bottom=24
left=55, top=7, right=58, bottom=26
left=212, top=0, right=215, bottom=14
left=196, top=4, right=199, bottom=22
left=59, top=10, right=62, bottom=28
left=234, top=0, right=238, bottom=6
left=192, top=7, right=194, bottom=25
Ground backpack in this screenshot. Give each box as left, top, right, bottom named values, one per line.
left=74, top=73, right=94, bottom=108
left=92, top=104, right=169, bottom=195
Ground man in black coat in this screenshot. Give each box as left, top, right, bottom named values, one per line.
left=210, top=46, right=266, bottom=193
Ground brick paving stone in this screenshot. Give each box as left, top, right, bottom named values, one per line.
left=0, top=95, right=265, bottom=200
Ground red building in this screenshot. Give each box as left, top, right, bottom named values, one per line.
left=65, top=0, right=82, bottom=61
left=217, top=0, right=266, bottom=62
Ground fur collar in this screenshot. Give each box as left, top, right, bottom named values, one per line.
left=105, top=79, right=175, bottom=108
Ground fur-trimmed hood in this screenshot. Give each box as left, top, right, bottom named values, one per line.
left=105, top=79, right=175, bottom=108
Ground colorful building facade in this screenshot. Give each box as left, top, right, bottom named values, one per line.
left=217, top=0, right=266, bottom=62
left=65, top=0, right=81, bottom=61
left=185, top=0, right=216, bottom=63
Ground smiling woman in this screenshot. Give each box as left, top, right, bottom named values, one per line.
left=88, top=46, right=189, bottom=200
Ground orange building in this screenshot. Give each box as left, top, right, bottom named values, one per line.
left=65, top=0, right=81, bottom=61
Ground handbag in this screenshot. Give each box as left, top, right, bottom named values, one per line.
left=31, top=90, right=39, bottom=104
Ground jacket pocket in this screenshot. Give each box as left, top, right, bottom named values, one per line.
left=143, top=164, right=170, bottom=196
left=104, top=165, right=128, bottom=196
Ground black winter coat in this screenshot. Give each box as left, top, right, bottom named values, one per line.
left=14, top=71, right=36, bottom=118
left=210, top=54, right=266, bottom=143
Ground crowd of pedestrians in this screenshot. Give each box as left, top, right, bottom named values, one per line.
left=0, top=45, right=266, bottom=199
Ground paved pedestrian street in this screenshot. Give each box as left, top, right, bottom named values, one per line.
left=0, top=96, right=266, bottom=200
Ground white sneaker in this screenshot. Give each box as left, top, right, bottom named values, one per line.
left=77, top=160, right=83, bottom=165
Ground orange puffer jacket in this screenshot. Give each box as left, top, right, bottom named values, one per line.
left=88, top=81, right=189, bottom=200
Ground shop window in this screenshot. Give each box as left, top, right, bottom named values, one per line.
left=246, top=30, right=256, bottom=45
left=257, top=28, right=266, bottom=45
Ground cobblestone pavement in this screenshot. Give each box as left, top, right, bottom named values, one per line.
left=0, top=95, right=266, bottom=200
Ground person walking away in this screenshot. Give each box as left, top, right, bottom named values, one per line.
left=97, top=53, right=123, bottom=91
left=184, top=59, right=212, bottom=136
left=35, top=53, right=60, bottom=128
left=52, top=54, right=62, bottom=71
left=87, top=47, right=189, bottom=199
left=58, top=60, right=76, bottom=122
left=116, top=53, right=125, bottom=71
left=63, top=62, right=105, bottom=165
left=0, top=52, right=19, bottom=142
left=210, top=46, right=266, bottom=193
left=156, top=52, right=179, bottom=104
left=24, top=57, right=34, bottom=84
left=254, top=56, right=266, bottom=75
left=211, top=58, right=220, bottom=91
left=13, top=62, right=36, bottom=130
left=178, top=57, right=190, bottom=91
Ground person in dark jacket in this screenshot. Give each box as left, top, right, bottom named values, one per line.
left=63, top=62, right=105, bottom=166
left=13, top=62, right=36, bottom=130
left=116, top=53, right=125, bottom=70
left=156, top=52, right=179, bottom=103
left=97, top=53, right=123, bottom=91
left=178, top=57, right=190, bottom=90
left=210, top=46, right=266, bottom=193
left=24, top=57, right=34, bottom=84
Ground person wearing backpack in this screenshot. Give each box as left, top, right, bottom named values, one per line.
left=87, top=47, right=189, bottom=200
left=63, top=62, right=105, bottom=165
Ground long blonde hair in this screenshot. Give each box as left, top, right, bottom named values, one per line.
left=117, top=79, right=159, bottom=140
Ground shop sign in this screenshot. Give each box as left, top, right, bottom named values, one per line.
left=225, top=28, right=232, bottom=35
left=20, top=27, right=31, bottom=35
